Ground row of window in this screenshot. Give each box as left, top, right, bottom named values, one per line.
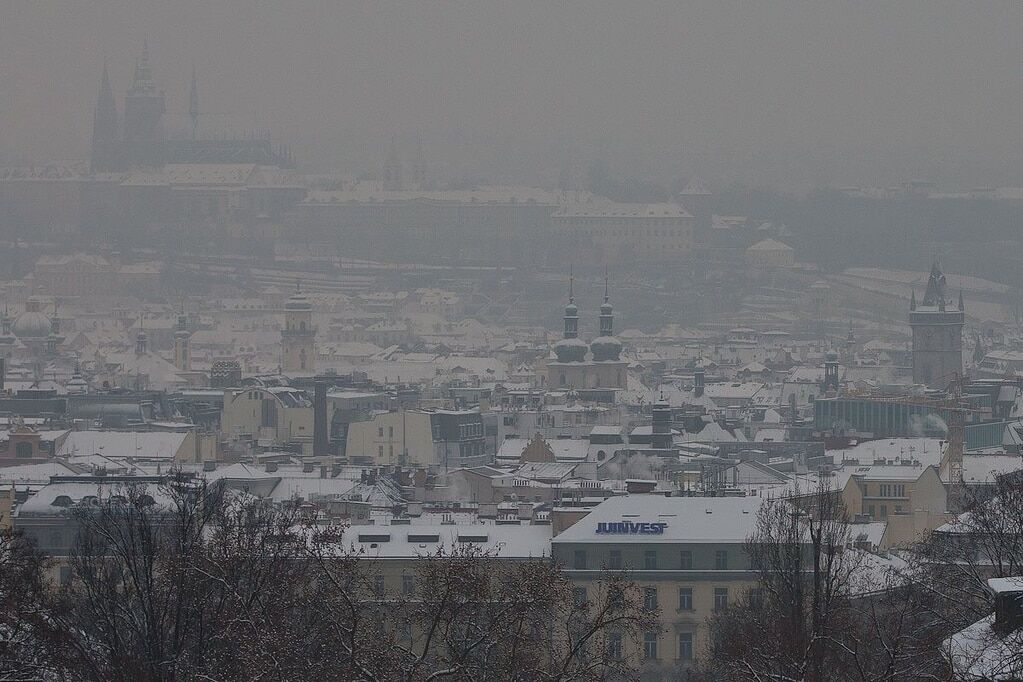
left=572, top=548, right=733, bottom=571
left=633, top=585, right=729, bottom=613
left=876, top=483, right=906, bottom=498
left=606, top=631, right=695, bottom=663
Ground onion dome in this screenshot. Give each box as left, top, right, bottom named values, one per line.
left=590, top=335, right=622, bottom=362
left=13, top=298, right=52, bottom=339
left=553, top=337, right=588, bottom=363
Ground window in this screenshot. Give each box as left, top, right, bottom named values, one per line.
left=402, top=574, right=415, bottom=596
left=643, top=587, right=658, bottom=611
left=880, top=505, right=888, bottom=519
left=714, top=587, right=729, bottom=612
left=678, top=587, right=693, bottom=611
left=378, top=446, right=384, bottom=458
left=388, top=426, right=394, bottom=438
left=678, top=632, right=694, bottom=662
left=608, top=633, right=623, bottom=661
left=573, top=587, right=588, bottom=607
left=643, top=631, right=658, bottom=660
left=15, top=442, right=33, bottom=459
left=573, top=550, right=587, bottom=570
left=715, top=550, right=729, bottom=570
left=608, top=549, right=622, bottom=569
left=680, top=550, right=693, bottom=570
left=643, top=550, right=658, bottom=570
left=374, top=575, right=385, bottom=597
left=749, top=588, right=764, bottom=610
left=378, top=427, right=384, bottom=437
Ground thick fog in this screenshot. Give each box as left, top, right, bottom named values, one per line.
left=2, top=0, right=1022, bottom=189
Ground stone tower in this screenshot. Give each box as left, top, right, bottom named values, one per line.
left=281, top=283, right=316, bottom=373
left=173, top=305, right=191, bottom=372
left=91, top=62, right=119, bottom=172
left=122, top=41, right=165, bottom=165
left=910, top=261, right=964, bottom=388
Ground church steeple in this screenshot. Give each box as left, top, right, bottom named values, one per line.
left=564, top=271, right=579, bottom=339
left=599, top=271, right=613, bottom=337
left=91, top=62, right=119, bottom=171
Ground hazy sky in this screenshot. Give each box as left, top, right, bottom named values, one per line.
left=2, top=1, right=1022, bottom=190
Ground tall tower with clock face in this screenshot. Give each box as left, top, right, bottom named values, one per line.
left=910, top=261, right=964, bottom=388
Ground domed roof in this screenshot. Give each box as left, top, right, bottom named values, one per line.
left=553, top=337, right=588, bottom=363
left=13, top=299, right=52, bottom=339
left=590, top=335, right=622, bottom=362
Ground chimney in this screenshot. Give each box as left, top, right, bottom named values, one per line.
left=313, top=380, right=329, bottom=456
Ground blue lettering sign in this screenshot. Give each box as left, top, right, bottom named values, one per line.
left=595, top=521, right=668, bottom=535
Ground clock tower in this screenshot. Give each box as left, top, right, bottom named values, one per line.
left=910, top=261, right=964, bottom=388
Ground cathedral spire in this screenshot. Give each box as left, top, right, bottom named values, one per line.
left=189, top=66, right=199, bottom=139
left=129, top=39, right=158, bottom=95
left=91, top=61, right=118, bottom=171
left=383, top=135, right=402, bottom=190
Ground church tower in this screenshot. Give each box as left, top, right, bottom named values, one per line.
left=122, top=41, right=165, bottom=166
left=91, top=62, right=120, bottom=171
left=281, top=283, right=316, bottom=373
left=173, top=305, right=191, bottom=372
left=910, top=261, right=964, bottom=388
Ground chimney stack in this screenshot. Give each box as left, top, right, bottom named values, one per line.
left=313, top=380, right=329, bottom=456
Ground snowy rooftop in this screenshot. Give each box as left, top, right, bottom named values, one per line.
left=552, top=495, right=764, bottom=544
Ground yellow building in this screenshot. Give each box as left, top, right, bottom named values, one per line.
left=221, top=386, right=313, bottom=450
left=552, top=495, right=765, bottom=673
left=345, top=411, right=435, bottom=468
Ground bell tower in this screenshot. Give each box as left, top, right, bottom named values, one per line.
left=173, top=304, right=191, bottom=372
left=281, top=282, right=316, bottom=373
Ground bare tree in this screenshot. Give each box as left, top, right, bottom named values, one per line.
left=706, top=481, right=860, bottom=682
left=0, top=526, right=60, bottom=681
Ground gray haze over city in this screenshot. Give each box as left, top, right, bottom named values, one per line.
left=4, top=1, right=1023, bottom=189
left=1, top=2, right=1023, bottom=681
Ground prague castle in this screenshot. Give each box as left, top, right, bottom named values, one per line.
left=91, top=42, right=294, bottom=172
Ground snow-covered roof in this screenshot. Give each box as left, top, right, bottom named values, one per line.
left=552, top=495, right=764, bottom=544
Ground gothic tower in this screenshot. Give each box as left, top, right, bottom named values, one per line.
left=382, top=136, right=402, bottom=191
left=910, top=261, right=964, bottom=388
left=281, top=283, right=316, bottom=373
left=189, top=66, right=200, bottom=140
left=122, top=41, right=165, bottom=165
left=173, top=304, right=191, bottom=372
left=91, top=62, right=119, bottom=172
